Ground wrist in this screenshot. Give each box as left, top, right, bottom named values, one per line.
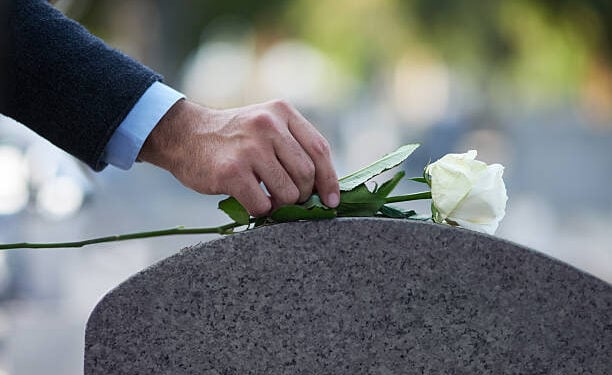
left=138, top=99, right=214, bottom=171
left=139, top=99, right=207, bottom=170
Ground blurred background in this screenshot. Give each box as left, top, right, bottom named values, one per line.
left=0, top=0, right=611, bottom=373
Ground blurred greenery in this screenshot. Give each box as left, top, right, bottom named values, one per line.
left=75, top=0, right=611, bottom=110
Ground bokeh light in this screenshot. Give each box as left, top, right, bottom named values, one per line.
left=0, top=145, right=29, bottom=216
left=181, top=40, right=254, bottom=107
left=35, top=176, right=84, bottom=220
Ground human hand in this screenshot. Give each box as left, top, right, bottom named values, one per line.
left=138, top=99, right=340, bottom=216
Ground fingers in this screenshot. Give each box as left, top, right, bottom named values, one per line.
left=253, top=156, right=301, bottom=209
left=154, top=99, right=339, bottom=216
left=283, top=107, right=340, bottom=207
left=273, top=134, right=315, bottom=203
left=254, top=99, right=339, bottom=208
left=226, top=172, right=272, bottom=217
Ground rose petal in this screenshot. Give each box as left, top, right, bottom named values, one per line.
left=428, top=151, right=508, bottom=234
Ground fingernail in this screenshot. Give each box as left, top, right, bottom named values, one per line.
left=327, top=192, right=340, bottom=208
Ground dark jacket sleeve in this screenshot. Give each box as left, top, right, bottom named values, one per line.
left=1, top=0, right=162, bottom=171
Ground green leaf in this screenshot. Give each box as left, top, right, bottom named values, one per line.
left=218, top=197, right=250, bottom=225
left=379, top=205, right=416, bottom=219
left=271, top=205, right=336, bottom=222
left=338, top=144, right=419, bottom=191
left=302, top=194, right=329, bottom=209
left=253, top=216, right=270, bottom=227
left=337, top=184, right=386, bottom=217
left=375, top=171, right=405, bottom=198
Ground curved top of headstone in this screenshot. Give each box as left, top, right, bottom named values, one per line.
left=85, top=218, right=611, bottom=375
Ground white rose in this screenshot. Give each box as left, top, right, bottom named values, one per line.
left=425, top=150, right=508, bottom=235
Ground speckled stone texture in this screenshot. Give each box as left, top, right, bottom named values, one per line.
left=85, top=218, right=612, bottom=374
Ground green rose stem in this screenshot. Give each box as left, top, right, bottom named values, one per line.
left=384, top=191, right=431, bottom=203
left=0, top=221, right=248, bottom=250
left=0, top=194, right=432, bottom=250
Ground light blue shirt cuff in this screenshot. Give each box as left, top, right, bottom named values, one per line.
left=103, top=81, right=185, bottom=170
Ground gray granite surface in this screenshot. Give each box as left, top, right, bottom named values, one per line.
left=85, top=218, right=612, bottom=374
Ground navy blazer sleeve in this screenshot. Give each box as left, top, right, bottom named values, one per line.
left=1, top=0, right=162, bottom=171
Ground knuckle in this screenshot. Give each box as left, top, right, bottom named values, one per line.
left=310, top=137, right=331, bottom=158
left=271, top=99, right=293, bottom=113
left=249, top=111, right=277, bottom=131
left=295, top=158, right=316, bottom=186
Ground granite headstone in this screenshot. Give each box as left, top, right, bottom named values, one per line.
left=85, top=218, right=612, bottom=374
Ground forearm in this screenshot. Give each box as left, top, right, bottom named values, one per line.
left=3, top=0, right=161, bottom=171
